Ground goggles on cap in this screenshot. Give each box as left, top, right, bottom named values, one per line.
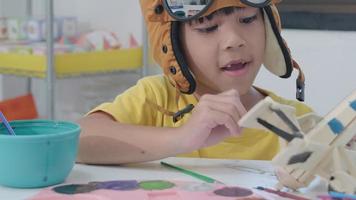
left=163, top=0, right=271, bottom=21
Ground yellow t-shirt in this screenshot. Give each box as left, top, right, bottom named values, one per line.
left=90, top=75, right=313, bottom=160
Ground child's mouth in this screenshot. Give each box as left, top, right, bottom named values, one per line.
left=221, top=61, right=249, bottom=77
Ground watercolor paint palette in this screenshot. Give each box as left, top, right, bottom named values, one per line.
left=30, top=180, right=278, bottom=200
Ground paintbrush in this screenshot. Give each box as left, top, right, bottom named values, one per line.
left=160, top=161, right=224, bottom=184
left=0, top=111, right=16, bottom=135
left=255, top=186, right=310, bottom=200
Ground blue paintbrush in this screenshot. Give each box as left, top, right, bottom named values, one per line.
left=0, top=111, right=16, bottom=135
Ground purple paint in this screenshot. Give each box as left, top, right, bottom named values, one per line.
left=94, top=180, right=139, bottom=191
left=213, top=186, right=253, bottom=197
left=53, top=181, right=140, bottom=194
left=53, top=184, right=97, bottom=194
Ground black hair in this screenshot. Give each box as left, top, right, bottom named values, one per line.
left=189, top=7, right=243, bottom=25
left=188, top=7, right=263, bottom=25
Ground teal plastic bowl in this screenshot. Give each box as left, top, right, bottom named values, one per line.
left=0, top=120, right=80, bottom=188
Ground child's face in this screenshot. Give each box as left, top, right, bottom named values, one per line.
left=181, top=7, right=265, bottom=95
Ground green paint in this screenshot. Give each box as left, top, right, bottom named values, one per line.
left=139, top=180, right=175, bottom=190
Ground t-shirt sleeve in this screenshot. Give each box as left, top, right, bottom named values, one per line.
left=88, top=79, right=158, bottom=126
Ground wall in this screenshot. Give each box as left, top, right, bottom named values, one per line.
left=256, top=29, right=356, bottom=116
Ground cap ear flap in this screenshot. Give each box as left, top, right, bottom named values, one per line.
left=140, top=0, right=195, bottom=94
left=263, top=5, right=293, bottom=78
left=140, top=0, right=172, bottom=22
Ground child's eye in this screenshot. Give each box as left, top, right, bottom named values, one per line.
left=196, top=25, right=218, bottom=33
left=239, top=15, right=257, bottom=24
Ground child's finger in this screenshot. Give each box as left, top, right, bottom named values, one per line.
left=207, top=108, right=241, bottom=136
left=202, top=99, right=241, bottom=129
left=225, top=89, right=247, bottom=116
left=200, top=91, right=246, bottom=123
left=202, top=125, right=232, bottom=147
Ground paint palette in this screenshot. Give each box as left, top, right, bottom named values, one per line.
left=30, top=180, right=277, bottom=200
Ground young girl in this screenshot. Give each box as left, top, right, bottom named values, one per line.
left=77, top=0, right=312, bottom=165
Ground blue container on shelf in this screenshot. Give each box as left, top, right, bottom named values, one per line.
left=0, top=120, right=81, bottom=188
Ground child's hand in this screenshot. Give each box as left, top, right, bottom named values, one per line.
left=178, top=89, right=247, bottom=152
left=275, top=166, right=306, bottom=190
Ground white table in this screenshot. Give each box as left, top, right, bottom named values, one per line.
left=0, top=157, right=327, bottom=200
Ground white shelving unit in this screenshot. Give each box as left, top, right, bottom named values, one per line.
left=0, top=0, right=149, bottom=119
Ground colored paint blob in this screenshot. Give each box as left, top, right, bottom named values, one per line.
left=94, top=180, right=139, bottom=191
left=180, top=182, right=215, bottom=192
left=350, top=100, right=356, bottom=111
left=147, top=191, right=180, bottom=199
left=139, top=180, right=175, bottom=190
left=214, top=186, right=253, bottom=197
left=328, top=118, right=344, bottom=134
left=53, top=184, right=97, bottom=194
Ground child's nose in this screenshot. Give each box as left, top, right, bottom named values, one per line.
left=220, top=25, right=246, bottom=51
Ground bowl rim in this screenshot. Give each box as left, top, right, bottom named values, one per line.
left=0, top=119, right=81, bottom=139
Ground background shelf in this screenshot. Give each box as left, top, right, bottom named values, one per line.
left=0, top=47, right=142, bottom=78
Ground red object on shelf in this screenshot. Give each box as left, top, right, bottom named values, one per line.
left=129, top=33, right=139, bottom=48
left=0, top=94, right=38, bottom=121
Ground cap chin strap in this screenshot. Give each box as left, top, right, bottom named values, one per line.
left=171, top=21, right=196, bottom=94
left=145, top=86, right=194, bottom=123
left=292, top=60, right=305, bottom=102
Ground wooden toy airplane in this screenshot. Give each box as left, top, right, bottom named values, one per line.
left=239, top=90, right=356, bottom=195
